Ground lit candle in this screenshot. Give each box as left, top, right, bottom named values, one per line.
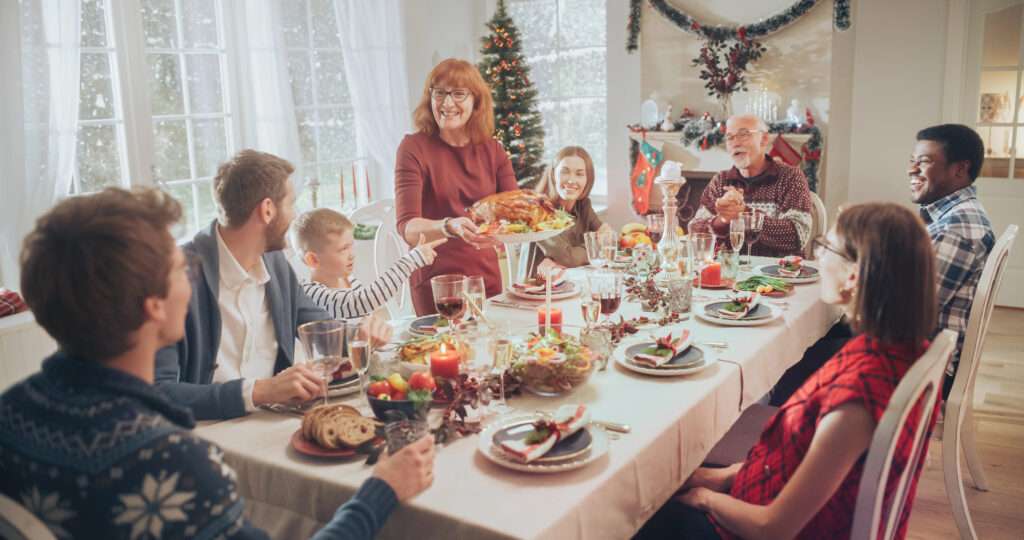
left=338, top=171, right=344, bottom=205
left=700, top=261, right=722, bottom=287
left=537, top=307, right=562, bottom=335
left=430, top=344, right=460, bottom=379
left=351, top=163, right=358, bottom=204
left=365, top=168, right=372, bottom=201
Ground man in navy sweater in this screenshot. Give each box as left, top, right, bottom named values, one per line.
left=0, top=187, right=434, bottom=539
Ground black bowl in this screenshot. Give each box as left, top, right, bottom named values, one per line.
left=367, top=394, right=423, bottom=421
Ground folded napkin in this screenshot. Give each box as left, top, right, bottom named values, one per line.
left=777, top=256, right=804, bottom=278
left=497, top=404, right=590, bottom=463
left=633, top=330, right=692, bottom=367
left=511, top=275, right=568, bottom=294
left=717, top=292, right=761, bottom=320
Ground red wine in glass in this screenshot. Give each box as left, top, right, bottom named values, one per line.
left=649, top=230, right=663, bottom=244
left=436, top=296, right=466, bottom=320
left=746, top=227, right=762, bottom=245
left=599, top=294, right=622, bottom=315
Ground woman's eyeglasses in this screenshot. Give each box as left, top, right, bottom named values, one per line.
left=430, top=87, right=471, bottom=103
left=811, top=235, right=850, bottom=260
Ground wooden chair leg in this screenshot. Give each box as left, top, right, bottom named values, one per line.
left=961, top=406, right=990, bottom=491
left=943, top=399, right=979, bottom=540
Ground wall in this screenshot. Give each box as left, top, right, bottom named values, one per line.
left=401, top=0, right=488, bottom=110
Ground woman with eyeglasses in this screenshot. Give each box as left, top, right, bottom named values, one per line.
left=636, top=202, right=939, bottom=540
left=395, top=59, right=518, bottom=315
left=526, top=146, right=613, bottom=278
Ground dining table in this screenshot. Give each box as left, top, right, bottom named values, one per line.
left=194, top=257, right=842, bottom=539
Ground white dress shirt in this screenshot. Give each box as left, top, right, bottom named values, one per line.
left=212, top=227, right=279, bottom=412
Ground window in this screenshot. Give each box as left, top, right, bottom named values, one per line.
left=75, top=0, right=129, bottom=193
left=142, top=0, right=233, bottom=235
left=507, top=0, right=608, bottom=195
left=974, top=2, right=1024, bottom=179
left=280, top=0, right=364, bottom=213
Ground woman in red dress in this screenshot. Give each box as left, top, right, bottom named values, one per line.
left=395, top=59, right=517, bottom=315
left=637, top=202, right=939, bottom=540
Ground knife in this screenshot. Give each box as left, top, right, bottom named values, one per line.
left=488, top=299, right=541, bottom=310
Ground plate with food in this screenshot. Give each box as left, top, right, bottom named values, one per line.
left=733, top=275, right=793, bottom=298
left=508, top=327, right=596, bottom=396
left=468, top=189, right=574, bottom=244
left=616, top=334, right=716, bottom=377
left=478, top=405, right=609, bottom=473
left=291, top=403, right=382, bottom=458
left=407, top=314, right=450, bottom=336
left=696, top=293, right=781, bottom=327
left=397, top=333, right=469, bottom=373
left=508, top=275, right=578, bottom=301
left=326, top=372, right=361, bottom=397
left=756, top=256, right=820, bottom=284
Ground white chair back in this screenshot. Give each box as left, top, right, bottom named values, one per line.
left=0, top=492, right=57, bottom=540
left=805, top=191, right=828, bottom=259
left=350, top=199, right=415, bottom=320
left=851, top=329, right=956, bottom=540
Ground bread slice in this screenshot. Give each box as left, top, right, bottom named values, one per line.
left=302, top=404, right=361, bottom=444
left=334, top=416, right=378, bottom=448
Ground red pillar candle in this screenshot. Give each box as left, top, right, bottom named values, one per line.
left=537, top=307, right=563, bottom=334
left=700, top=262, right=722, bottom=287
left=430, top=344, right=460, bottom=379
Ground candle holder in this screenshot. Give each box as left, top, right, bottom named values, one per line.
left=653, top=162, right=688, bottom=286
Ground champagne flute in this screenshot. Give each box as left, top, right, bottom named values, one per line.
left=464, top=275, right=486, bottom=321
left=690, top=233, right=716, bottom=302
left=729, top=218, right=747, bottom=269
left=489, top=322, right=515, bottom=415
left=599, top=229, right=618, bottom=268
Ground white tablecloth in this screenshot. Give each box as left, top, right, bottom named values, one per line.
left=195, top=258, right=841, bottom=539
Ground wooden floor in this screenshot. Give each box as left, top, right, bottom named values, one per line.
left=907, top=307, right=1024, bottom=539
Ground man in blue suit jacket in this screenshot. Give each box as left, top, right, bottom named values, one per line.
left=155, top=150, right=389, bottom=420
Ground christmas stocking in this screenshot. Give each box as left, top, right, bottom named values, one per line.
left=630, top=140, right=664, bottom=215
left=769, top=135, right=801, bottom=167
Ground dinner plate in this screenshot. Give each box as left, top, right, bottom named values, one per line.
left=755, top=264, right=821, bottom=284
left=490, top=421, right=593, bottom=463
left=696, top=302, right=782, bottom=327
left=290, top=429, right=357, bottom=458
left=615, top=343, right=717, bottom=377
left=622, top=336, right=701, bottom=369
left=326, top=374, right=361, bottom=397
left=507, top=280, right=578, bottom=301
left=408, top=314, right=448, bottom=336
left=478, top=414, right=608, bottom=473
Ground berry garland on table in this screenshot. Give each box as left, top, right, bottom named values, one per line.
left=626, top=0, right=851, bottom=53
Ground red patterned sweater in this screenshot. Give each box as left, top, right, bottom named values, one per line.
left=686, top=158, right=812, bottom=257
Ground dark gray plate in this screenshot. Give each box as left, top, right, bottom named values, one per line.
left=703, top=302, right=772, bottom=320
left=409, top=314, right=444, bottom=335
left=760, top=264, right=819, bottom=278
left=492, top=422, right=592, bottom=463
left=624, top=343, right=705, bottom=369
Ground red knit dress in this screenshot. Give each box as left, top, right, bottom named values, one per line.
left=395, top=132, right=518, bottom=315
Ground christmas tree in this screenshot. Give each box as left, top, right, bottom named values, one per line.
left=478, top=0, right=545, bottom=187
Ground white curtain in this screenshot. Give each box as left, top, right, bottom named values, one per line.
left=0, top=0, right=81, bottom=288
left=333, top=0, right=412, bottom=200
left=225, top=0, right=305, bottom=192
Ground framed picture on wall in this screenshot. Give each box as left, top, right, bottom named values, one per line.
left=979, top=92, right=1010, bottom=123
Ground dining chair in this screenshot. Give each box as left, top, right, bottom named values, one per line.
left=851, top=329, right=955, bottom=540
left=350, top=198, right=415, bottom=320
left=942, top=224, right=1017, bottom=540
left=0, top=493, right=57, bottom=540
left=805, top=191, right=828, bottom=260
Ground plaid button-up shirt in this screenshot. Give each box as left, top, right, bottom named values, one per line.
left=919, top=185, right=994, bottom=376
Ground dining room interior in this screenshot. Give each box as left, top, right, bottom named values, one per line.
left=0, top=0, right=1022, bottom=539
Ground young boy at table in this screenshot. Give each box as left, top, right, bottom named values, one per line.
left=0, top=187, right=435, bottom=539
left=294, top=207, right=445, bottom=319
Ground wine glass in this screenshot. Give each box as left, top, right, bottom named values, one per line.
left=579, top=279, right=601, bottom=330
left=297, top=320, right=356, bottom=407
left=584, top=231, right=606, bottom=269
left=645, top=213, right=664, bottom=244
left=464, top=275, right=486, bottom=321
left=489, top=322, right=515, bottom=415
left=729, top=218, right=747, bottom=269
left=690, top=233, right=716, bottom=302
left=599, top=230, right=618, bottom=268
left=742, top=210, right=765, bottom=266
left=588, top=270, right=623, bottom=323
left=431, top=274, right=467, bottom=330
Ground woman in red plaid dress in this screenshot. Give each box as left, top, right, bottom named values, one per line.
left=637, top=203, right=939, bottom=540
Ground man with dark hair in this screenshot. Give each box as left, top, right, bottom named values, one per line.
left=1, top=187, right=435, bottom=539
left=910, top=124, right=994, bottom=397
left=155, top=150, right=390, bottom=420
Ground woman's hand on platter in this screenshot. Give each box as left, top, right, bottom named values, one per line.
left=536, top=258, right=566, bottom=282
left=447, top=217, right=499, bottom=249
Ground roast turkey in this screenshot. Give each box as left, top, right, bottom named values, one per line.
left=467, top=189, right=558, bottom=228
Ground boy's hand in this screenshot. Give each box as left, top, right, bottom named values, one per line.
left=414, top=234, right=447, bottom=265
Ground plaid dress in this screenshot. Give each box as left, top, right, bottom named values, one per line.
left=919, top=185, right=994, bottom=377
left=713, top=335, right=938, bottom=540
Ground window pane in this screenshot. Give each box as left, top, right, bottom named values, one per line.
left=80, top=52, right=116, bottom=120
left=310, top=0, right=340, bottom=48
left=141, top=0, right=179, bottom=48
left=526, top=52, right=559, bottom=99
left=982, top=5, right=1022, bottom=68
left=76, top=124, right=122, bottom=191
left=195, top=180, right=218, bottom=228
left=182, top=0, right=219, bottom=48
left=537, top=100, right=560, bottom=163
left=558, top=48, right=605, bottom=97
left=313, top=50, right=349, bottom=105
left=280, top=0, right=310, bottom=48
left=508, top=0, right=557, bottom=53
left=558, top=0, right=605, bottom=48
left=295, top=108, right=318, bottom=163
left=153, top=119, right=191, bottom=181
left=288, top=52, right=314, bottom=106
left=558, top=98, right=606, bottom=166
left=81, top=0, right=108, bottom=48
left=317, top=163, right=344, bottom=209
left=166, top=182, right=197, bottom=238
left=186, top=54, right=224, bottom=113
left=192, top=118, right=228, bottom=178
left=318, top=107, right=357, bottom=162
left=148, top=53, right=185, bottom=115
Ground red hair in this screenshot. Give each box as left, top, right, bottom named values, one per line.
left=412, top=58, right=495, bottom=145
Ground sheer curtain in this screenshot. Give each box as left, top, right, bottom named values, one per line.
left=0, top=0, right=81, bottom=288
left=333, top=0, right=412, bottom=200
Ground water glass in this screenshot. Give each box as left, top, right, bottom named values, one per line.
left=297, top=320, right=360, bottom=406
left=581, top=327, right=613, bottom=371
left=584, top=231, right=606, bottom=268
left=689, top=233, right=716, bottom=301
left=383, top=415, right=429, bottom=454
left=719, top=248, right=740, bottom=282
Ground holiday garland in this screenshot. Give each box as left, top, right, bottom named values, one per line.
left=626, top=0, right=851, bottom=53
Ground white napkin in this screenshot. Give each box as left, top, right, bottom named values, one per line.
left=633, top=330, right=692, bottom=367
left=717, top=292, right=761, bottom=320
left=777, top=256, right=804, bottom=278
left=497, top=404, right=590, bottom=463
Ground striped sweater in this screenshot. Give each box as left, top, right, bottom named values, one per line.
left=303, top=250, right=427, bottom=319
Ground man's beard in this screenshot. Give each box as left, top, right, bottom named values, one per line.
left=265, top=213, right=288, bottom=251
